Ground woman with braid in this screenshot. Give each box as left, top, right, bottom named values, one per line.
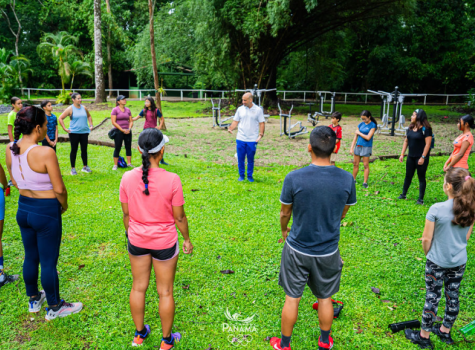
left=405, top=168, right=474, bottom=348
left=120, top=128, right=193, bottom=348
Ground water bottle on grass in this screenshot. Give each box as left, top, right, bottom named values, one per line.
left=460, top=320, right=475, bottom=336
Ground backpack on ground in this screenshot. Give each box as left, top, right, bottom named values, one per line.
left=117, top=156, right=127, bottom=168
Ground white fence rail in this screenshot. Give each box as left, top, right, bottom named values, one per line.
left=18, top=88, right=470, bottom=105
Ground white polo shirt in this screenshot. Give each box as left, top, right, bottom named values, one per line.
left=233, top=103, right=265, bottom=142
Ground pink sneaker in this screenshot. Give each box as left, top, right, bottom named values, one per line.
left=45, top=299, right=83, bottom=321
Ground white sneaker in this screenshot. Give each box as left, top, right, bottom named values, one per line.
left=45, top=299, right=83, bottom=321
left=127, top=164, right=134, bottom=168
left=112, top=165, right=118, bottom=171
left=29, top=290, right=46, bottom=313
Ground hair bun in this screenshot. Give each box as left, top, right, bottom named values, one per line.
left=69, top=92, right=73, bottom=96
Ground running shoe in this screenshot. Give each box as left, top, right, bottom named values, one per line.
left=269, top=337, right=291, bottom=350
left=160, top=159, right=169, bottom=165
left=362, top=183, right=369, bottom=188
left=81, top=166, right=92, bottom=173
left=238, top=177, right=245, bottom=182
left=247, top=177, right=255, bottom=183
left=29, top=290, right=46, bottom=313
left=131, top=324, right=151, bottom=347
left=398, top=194, right=407, bottom=200
left=431, top=325, right=454, bottom=344
left=0, top=272, right=19, bottom=289
left=45, top=299, right=83, bottom=321
left=112, top=165, right=118, bottom=171
left=127, top=164, right=134, bottom=168
left=404, top=329, right=433, bottom=349
left=159, top=332, right=181, bottom=350
left=416, top=199, right=424, bottom=205
left=7, top=180, right=12, bottom=187
left=70, top=168, right=77, bottom=176
left=318, top=335, right=334, bottom=350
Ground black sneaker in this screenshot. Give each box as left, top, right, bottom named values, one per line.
left=398, top=194, right=407, bottom=200
left=160, top=159, right=169, bottom=165
left=416, top=199, right=424, bottom=205
left=363, top=183, right=369, bottom=188
left=431, top=325, right=454, bottom=344
left=405, top=329, right=433, bottom=349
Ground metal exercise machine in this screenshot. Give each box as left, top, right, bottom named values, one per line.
left=308, top=91, right=335, bottom=125
left=279, top=103, right=308, bottom=139
left=211, top=99, right=233, bottom=128
left=235, top=84, right=276, bottom=122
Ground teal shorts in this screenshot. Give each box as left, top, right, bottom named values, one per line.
left=0, top=188, right=4, bottom=221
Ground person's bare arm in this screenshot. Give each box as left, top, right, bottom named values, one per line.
left=173, top=205, right=193, bottom=254
left=8, top=125, right=13, bottom=142
left=467, top=223, right=474, bottom=241
left=350, top=134, right=358, bottom=155
left=256, top=122, right=265, bottom=142
left=121, top=202, right=129, bottom=232
left=128, top=115, right=133, bottom=130
left=5, top=144, right=17, bottom=189
left=399, top=137, right=408, bottom=162
left=421, top=220, right=435, bottom=256
left=54, top=125, right=58, bottom=146
left=45, top=134, right=52, bottom=144
left=58, top=106, right=72, bottom=132
left=280, top=203, right=292, bottom=241
left=228, top=120, right=239, bottom=134
left=357, top=128, right=376, bottom=141
left=44, top=148, right=68, bottom=211
left=0, top=164, right=8, bottom=189
left=447, top=140, right=470, bottom=168
left=335, top=139, right=341, bottom=145
left=341, top=205, right=351, bottom=220
left=85, top=107, right=94, bottom=130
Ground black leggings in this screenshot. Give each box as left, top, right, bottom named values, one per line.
left=402, top=155, right=429, bottom=200
left=69, top=133, right=88, bottom=168
left=113, top=130, right=132, bottom=158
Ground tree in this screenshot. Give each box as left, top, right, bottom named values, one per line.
left=0, top=47, right=30, bottom=101
left=37, top=31, right=81, bottom=93
left=0, top=1, right=21, bottom=56
left=105, top=0, right=113, bottom=97
left=69, top=60, right=93, bottom=90
left=94, top=0, right=106, bottom=103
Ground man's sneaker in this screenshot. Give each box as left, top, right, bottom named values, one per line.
left=160, top=332, right=182, bottom=350
left=362, top=183, right=369, bottom=188
left=29, top=290, right=46, bottom=313
left=81, top=166, right=92, bottom=173
left=131, top=324, right=151, bottom=347
left=70, top=168, right=77, bottom=176
left=112, top=165, right=118, bottom=171
left=398, top=194, right=407, bottom=200
left=0, top=272, right=19, bottom=288
left=45, top=299, right=83, bottom=321
left=238, top=177, right=245, bottom=182
left=416, top=199, right=424, bottom=205
left=127, top=164, right=134, bottom=168
left=247, top=177, right=255, bottom=183
left=318, top=335, right=334, bottom=350
left=404, top=329, right=433, bottom=349
left=160, top=159, right=169, bottom=165
left=269, top=337, right=292, bottom=350
left=431, top=325, right=454, bottom=344
left=7, top=180, right=12, bottom=187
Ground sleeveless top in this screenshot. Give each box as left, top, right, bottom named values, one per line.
left=69, top=105, right=90, bottom=134
left=11, top=145, right=54, bottom=191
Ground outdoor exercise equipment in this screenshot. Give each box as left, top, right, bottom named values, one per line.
left=308, top=91, right=336, bottom=126
left=211, top=99, right=233, bottom=128
left=312, top=299, right=344, bottom=319
left=388, top=320, right=421, bottom=333
left=279, top=103, right=308, bottom=139
left=235, top=84, right=276, bottom=122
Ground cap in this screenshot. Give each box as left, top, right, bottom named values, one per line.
left=116, top=95, right=126, bottom=102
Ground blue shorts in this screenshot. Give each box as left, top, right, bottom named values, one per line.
left=0, top=189, right=4, bottom=221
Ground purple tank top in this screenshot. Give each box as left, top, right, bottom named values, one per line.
left=11, top=145, right=54, bottom=191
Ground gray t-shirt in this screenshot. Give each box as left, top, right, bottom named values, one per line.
left=233, top=103, right=265, bottom=142
left=426, top=199, right=469, bottom=268
left=280, top=164, right=357, bottom=256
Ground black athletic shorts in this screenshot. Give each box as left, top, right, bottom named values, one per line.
left=127, top=240, right=178, bottom=261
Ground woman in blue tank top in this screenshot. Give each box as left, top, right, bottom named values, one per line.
left=58, top=93, right=94, bottom=175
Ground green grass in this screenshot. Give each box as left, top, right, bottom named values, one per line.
left=0, top=142, right=475, bottom=349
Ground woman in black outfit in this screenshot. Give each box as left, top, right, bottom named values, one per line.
left=398, top=109, right=433, bottom=205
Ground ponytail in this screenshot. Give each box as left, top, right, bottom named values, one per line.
left=141, top=150, right=151, bottom=195
left=361, top=110, right=377, bottom=127
left=10, top=106, right=47, bottom=155
left=460, top=114, right=475, bottom=130
left=446, top=168, right=475, bottom=227
left=137, top=127, right=166, bottom=196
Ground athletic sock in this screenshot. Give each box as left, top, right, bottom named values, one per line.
left=137, top=328, right=147, bottom=337
left=320, top=329, right=331, bottom=344
left=163, top=335, right=173, bottom=344
left=281, top=333, right=291, bottom=348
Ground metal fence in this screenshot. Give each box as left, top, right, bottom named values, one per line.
left=19, top=88, right=470, bottom=105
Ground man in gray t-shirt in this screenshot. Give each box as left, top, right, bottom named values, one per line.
left=228, top=93, right=265, bottom=182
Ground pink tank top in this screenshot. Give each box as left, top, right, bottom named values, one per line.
left=11, top=145, right=54, bottom=191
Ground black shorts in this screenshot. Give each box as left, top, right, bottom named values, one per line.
left=127, top=240, right=179, bottom=261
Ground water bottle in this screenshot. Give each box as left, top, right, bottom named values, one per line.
left=460, top=320, right=475, bottom=336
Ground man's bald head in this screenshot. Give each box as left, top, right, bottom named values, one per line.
left=242, top=92, right=253, bottom=108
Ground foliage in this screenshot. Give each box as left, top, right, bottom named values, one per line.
left=55, top=90, right=72, bottom=105
left=69, top=60, right=93, bottom=90
left=0, top=47, right=30, bottom=102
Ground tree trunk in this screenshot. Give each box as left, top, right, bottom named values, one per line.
left=148, top=0, right=166, bottom=130
left=1, top=3, right=23, bottom=95
left=94, top=0, right=106, bottom=103
left=105, top=0, right=113, bottom=98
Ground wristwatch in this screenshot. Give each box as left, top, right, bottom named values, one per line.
left=422, top=155, right=426, bottom=159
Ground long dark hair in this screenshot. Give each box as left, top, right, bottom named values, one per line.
left=10, top=96, right=21, bottom=110
left=409, top=109, right=431, bottom=130
left=143, top=97, right=157, bottom=116
left=445, top=168, right=475, bottom=227
left=459, top=114, right=475, bottom=130
left=10, top=106, right=47, bottom=155
left=361, top=110, right=377, bottom=127
left=137, top=128, right=165, bottom=195
left=70, top=92, right=81, bottom=101
left=40, top=100, right=51, bottom=108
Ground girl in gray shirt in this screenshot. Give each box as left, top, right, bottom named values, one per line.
left=405, top=168, right=474, bottom=348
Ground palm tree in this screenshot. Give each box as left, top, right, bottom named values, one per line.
left=69, top=61, right=93, bottom=90
left=37, top=31, right=81, bottom=93
left=0, top=48, right=31, bottom=99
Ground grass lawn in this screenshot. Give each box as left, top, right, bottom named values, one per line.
left=0, top=141, right=475, bottom=349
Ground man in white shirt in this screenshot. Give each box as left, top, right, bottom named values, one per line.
left=228, top=93, right=265, bottom=182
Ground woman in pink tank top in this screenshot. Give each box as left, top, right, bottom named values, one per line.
left=5, top=106, right=82, bottom=321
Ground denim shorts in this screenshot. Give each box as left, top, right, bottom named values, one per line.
left=354, top=146, right=372, bottom=157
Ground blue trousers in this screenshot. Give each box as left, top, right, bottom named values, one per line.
left=17, top=196, right=62, bottom=306
left=237, top=140, right=257, bottom=178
